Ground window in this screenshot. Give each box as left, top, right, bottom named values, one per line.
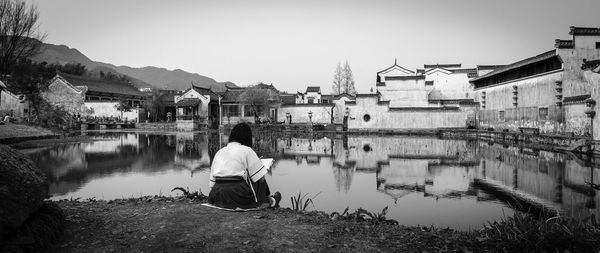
left=322, top=99, right=329, bottom=104
left=223, top=105, right=239, bottom=117
left=425, top=81, right=434, bottom=86
left=363, top=114, right=371, bottom=122
left=499, top=111, right=505, bottom=122
left=596, top=42, right=600, bottom=49
left=539, top=107, right=548, bottom=120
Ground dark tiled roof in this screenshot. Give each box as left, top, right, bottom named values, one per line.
left=450, top=68, right=477, bottom=74
left=384, top=75, right=425, bottom=81
left=555, top=39, right=574, bottom=49
left=467, top=73, right=479, bottom=78
left=582, top=59, right=600, bottom=71
left=175, top=98, right=201, bottom=107
left=477, top=65, right=505, bottom=70
left=60, top=74, right=144, bottom=97
left=334, top=93, right=355, bottom=100
left=280, top=94, right=296, bottom=105
left=416, top=69, right=425, bottom=74
left=191, top=85, right=219, bottom=100
left=306, top=86, right=320, bottom=93
left=569, top=26, right=600, bottom=36
left=221, top=89, right=245, bottom=102
left=388, top=106, right=460, bottom=111
left=563, top=94, right=591, bottom=103
left=321, top=95, right=334, bottom=100
left=424, top=64, right=461, bottom=69
left=471, top=50, right=557, bottom=82
left=377, top=64, right=415, bottom=74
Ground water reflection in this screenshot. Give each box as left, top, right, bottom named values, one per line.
left=22, top=132, right=599, bottom=230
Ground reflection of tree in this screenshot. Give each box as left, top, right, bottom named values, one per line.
left=174, top=133, right=210, bottom=171
left=332, top=162, right=356, bottom=193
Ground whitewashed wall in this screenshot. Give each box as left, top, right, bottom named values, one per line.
left=85, top=102, right=139, bottom=121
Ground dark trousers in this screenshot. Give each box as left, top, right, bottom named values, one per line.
left=208, top=176, right=271, bottom=209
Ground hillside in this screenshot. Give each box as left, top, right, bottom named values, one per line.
left=30, top=43, right=238, bottom=92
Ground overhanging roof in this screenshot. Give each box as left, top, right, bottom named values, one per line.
left=175, top=98, right=201, bottom=107
left=471, top=50, right=558, bottom=82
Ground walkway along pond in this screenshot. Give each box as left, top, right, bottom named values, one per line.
left=18, top=131, right=600, bottom=231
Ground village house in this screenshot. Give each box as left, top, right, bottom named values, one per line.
left=173, top=84, right=220, bottom=131
left=43, top=74, right=146, bottom=121
left=472, top=26, right=600, bottom=136
left=582, top=59, right=600, bottom=140
left=344, top=60, right=479, bottom=130
left=0, top=80, right=29, bottom=120
left=278, top=86, right=354, bottom=126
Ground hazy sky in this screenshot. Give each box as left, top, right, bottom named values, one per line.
left=28, top=0, right=600, bottom=93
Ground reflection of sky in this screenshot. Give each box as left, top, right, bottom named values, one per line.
left=22, top=132, right=600, bottom=230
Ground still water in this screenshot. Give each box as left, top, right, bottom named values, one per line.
left=21, top=131, right=600, bottom=230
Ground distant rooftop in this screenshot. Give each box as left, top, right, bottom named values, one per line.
left=306, top=86, right=321, bottom=93
left=555, top=39, right=574, bottom=49
left=569, top=26, right=600, bottom=36
left=423, top=64, right=461, bottom=69
left=60, top=74, right=144, bottom=97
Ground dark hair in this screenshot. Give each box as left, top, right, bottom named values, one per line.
left=228, top=123, right=253, bottom=147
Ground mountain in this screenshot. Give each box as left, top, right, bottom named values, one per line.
left=30, top=43, right=238, bottom=92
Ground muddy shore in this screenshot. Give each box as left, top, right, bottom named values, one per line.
left=49, top=197, right=478, bottom=253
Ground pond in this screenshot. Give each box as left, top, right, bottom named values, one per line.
left=21, top=131, right=600, bottom=230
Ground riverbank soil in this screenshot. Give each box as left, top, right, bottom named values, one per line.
left=50, top=198, right=476, bottom=253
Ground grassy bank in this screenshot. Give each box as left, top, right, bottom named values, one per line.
left=44, top=196, right=600, bottom=253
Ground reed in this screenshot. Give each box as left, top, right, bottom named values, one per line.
left=290, top=191, right=321, bottom=211
left=477, top=212, right=600, bottom=252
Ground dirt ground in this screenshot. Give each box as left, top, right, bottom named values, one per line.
left=49, top=197, right=477, bottom=253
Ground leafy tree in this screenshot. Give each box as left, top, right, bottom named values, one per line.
left=332, top=62, right=343, bottom=95
left=115, top=99, right=133, bottom=121
left=0, top=0, right=46, bottom=75
left=144, top=90, right=164, bottom=122
left=237, top=83, right=280, bottom=123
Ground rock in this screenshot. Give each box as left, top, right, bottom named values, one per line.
left=0, top=144, right=49, bottom=234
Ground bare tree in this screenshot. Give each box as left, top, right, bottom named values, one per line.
left=342, top=60, right=356, bottom=95
left=332, top=62, right=343, bottom=95
left=0, top=0, right=46, bottom=75
left=238, top=83, right=281, bottom=123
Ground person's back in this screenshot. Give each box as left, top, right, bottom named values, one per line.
left=207, top=123, right=281, bottom=209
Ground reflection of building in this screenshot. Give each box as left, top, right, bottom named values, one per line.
left=476, top=142, right=600, bottom=219
left=174, top=132, right=211, bottom=171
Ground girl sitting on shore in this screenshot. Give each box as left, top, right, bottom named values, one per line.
left=208, top=123, right=281, bottom=209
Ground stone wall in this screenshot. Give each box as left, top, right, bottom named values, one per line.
left=475, top=70, right=568, bottom=134
left=278, top=104, right=335, bottom=124
left=346, top=96, right=474, bottom=129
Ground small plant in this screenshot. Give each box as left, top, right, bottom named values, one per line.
left=330, top=206, right=397, bottom=225
left=290, top=191, right=321, bottom=211
left=171, top=187, right=207, bottom=201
